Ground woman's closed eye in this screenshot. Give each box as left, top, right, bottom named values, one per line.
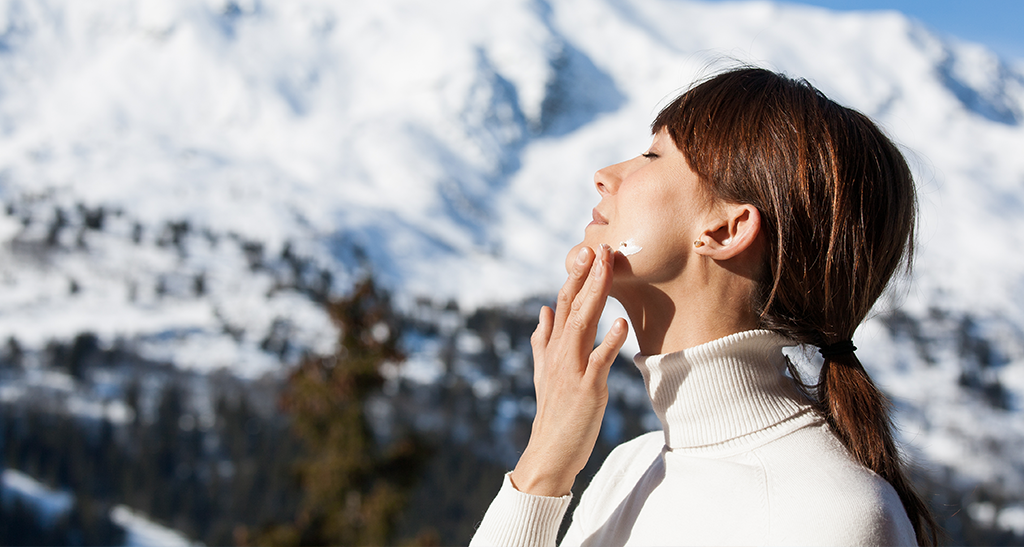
left=642, top=151, right=658, bottom=159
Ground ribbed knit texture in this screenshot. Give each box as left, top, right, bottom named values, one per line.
left=469, top=474, right=571, bottom=547
left=633, top=329, right=809, bottom=449
left=470, top=330, right=916, bottom=547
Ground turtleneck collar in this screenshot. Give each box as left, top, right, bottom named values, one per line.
left=633, top=329, right=815, bottom=450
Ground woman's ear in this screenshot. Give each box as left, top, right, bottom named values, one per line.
left=693, top=204, right=761, bottom=260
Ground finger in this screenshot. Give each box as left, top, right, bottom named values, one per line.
left=531, top=305, right=554, bottom=355
left=566, top=244, right=615, bottom=341
left=552, top=247, right=594, bottom=337
left=585, top=317, right=628, bottom=383
left=531, top=306, right=555, bottom=386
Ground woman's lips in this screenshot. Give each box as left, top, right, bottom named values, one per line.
left=589, top=208, right=608, bottom=226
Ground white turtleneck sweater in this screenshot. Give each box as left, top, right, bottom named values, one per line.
left=469, top=330, right=917, bottom=546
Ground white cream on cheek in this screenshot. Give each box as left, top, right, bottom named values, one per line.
left=618, top=238, right=642, bottom=256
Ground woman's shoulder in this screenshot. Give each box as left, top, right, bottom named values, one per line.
left=566, top=431, right=665, bottom=538
left=605, top=430, right=665, bottom=463
left=754, top=421, right=918, bottom=545
left=581, top=431, right=664, bottom=494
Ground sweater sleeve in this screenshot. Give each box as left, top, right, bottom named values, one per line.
left=468, top=473, right=573, bottom=547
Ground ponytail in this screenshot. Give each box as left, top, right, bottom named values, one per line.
left=819, top=353, right=938, bottom=546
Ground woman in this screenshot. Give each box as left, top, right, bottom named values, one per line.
left=470, top=68, right=938, bottom=546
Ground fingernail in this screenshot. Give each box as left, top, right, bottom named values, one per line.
left=612, top=320, right=624, bottom=334
left=600, top=243, right=612, bottom=255
left=576, top=248, right=589, bottom=265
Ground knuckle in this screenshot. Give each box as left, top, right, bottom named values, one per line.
left=530, top=329, right=543, bottom=346
left=570, top=290, right=588, bottom=311
left=557, top=285, right=574, bottom=305
left=568, top=313, right=590, bottom=333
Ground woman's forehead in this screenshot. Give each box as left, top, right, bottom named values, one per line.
left=650, top=126, right=674, bottom=146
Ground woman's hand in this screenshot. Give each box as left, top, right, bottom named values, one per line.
left=509, top=243, right=629, bottom=497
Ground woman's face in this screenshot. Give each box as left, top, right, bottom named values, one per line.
left=568, top=127, right=712, bottom=290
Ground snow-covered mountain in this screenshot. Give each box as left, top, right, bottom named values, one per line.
left=1, top=0, right=1024, bottom=535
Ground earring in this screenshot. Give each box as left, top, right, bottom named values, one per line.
left=693, top=239, right=705, bottom=248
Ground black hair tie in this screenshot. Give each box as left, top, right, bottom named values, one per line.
left=819, top=340, right=857, bottom=358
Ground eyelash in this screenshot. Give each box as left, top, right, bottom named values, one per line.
left=642, top=152, right=658, bottom=159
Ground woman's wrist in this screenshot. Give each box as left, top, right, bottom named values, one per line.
left=509, top=452, right=577, bottom=498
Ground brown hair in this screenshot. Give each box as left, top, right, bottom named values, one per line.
left=654, top=67, right=938, bottom=545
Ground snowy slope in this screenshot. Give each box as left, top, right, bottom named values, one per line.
left=2, top=469, right=197, bottom=546
left=1, top=0, right=1024, bottom=520
left=1, top=469, right=73, bottom=523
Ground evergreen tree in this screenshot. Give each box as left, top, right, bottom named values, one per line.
left=257, top=279, right=431, bottom=546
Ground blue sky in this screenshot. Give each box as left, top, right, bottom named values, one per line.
left=771, top=1, right=1024, bottom=61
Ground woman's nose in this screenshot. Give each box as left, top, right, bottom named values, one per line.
left=594, top=161, right=626, bottom=196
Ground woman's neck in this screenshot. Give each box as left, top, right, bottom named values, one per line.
left=615, top=273, right=760, bottom=355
